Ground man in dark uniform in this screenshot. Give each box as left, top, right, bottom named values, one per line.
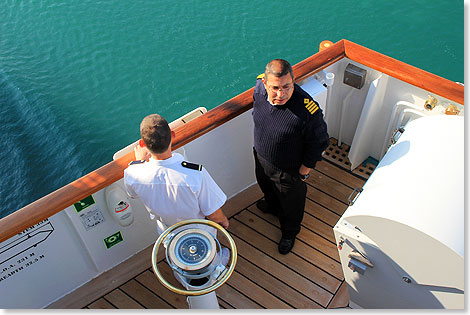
left=252, top=59, right=329, bottom=254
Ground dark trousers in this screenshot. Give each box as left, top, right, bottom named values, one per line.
left=253, top=148, right=306, bottom=239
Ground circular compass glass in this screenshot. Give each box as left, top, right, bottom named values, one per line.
left=168, top=228, right=216, bottom=271
left=176, top=234, right=210, bottom=265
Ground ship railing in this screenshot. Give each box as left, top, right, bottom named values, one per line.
left=0, top=39, right=463, bottom=244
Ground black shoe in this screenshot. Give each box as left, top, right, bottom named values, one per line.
left=256, top=199, right=269, bottom=212
left=278, top=237, right=295, bottom=254
left=256, top=199, right=279, bottom=216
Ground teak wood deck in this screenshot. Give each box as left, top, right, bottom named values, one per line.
left=51, top=139, right=370, bottom=309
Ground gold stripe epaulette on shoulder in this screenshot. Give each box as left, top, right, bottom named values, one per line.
left=256, top=73, right=265, bottom=80
left=304, top=98, right=319, bottom=115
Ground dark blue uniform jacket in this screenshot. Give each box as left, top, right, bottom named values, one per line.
left=253, top=78, right=329, bottom=170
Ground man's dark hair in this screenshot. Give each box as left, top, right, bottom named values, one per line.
left=264, top=59, right=294, bottom=81
left=140, top=114, right=171, bottom=154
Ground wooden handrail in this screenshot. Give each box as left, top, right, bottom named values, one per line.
left=343, top=40, right=464, bottom=105
left=0, top=39, right=463, bottom=243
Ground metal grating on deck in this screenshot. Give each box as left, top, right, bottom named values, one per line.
left=322, top=138, right=376, bottom=180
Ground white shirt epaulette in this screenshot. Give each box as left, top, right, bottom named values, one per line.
left=128, top=160, right=145, bottom=166
left=181, top=161, right=202, bottom=171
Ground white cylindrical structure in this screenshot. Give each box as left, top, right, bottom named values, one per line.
left=334, top=115, right=464, bottom=309
left=324, top=72, right=335, bottom=121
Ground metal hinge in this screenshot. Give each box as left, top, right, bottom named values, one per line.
left=390, top=127, right=405, bottom=145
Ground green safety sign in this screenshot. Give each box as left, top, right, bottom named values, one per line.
left=104, top=231, right=124, bottom=249
left=73, top=195, right=96, bottom=213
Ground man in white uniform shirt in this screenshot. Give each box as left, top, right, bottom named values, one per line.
left=124, top=114, right=229, bottom=294
left=124, top=114, right=229, bottom=234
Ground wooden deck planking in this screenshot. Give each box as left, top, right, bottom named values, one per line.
left=87, top=298, right=115, bottom=309
left=232, top=255, right=322, bottom=309
left=120, top=279, right=172, bottom=309
left=314, top=160, right=366, bottom=189
left=308, top=169, right=356, bottom=204
left=306, top=186, right=348, bottom=217
left=71, top=155, right=361, bottom=309
left=228, top=217, right=340, bottom=294
left=136, top=269, right=189, bottom=309
left=224, top=271, right=292, bottom=309
left=217, top=298, right=234, bottom=309
left=215, top=282, right=263, bottom=309
left=103, top=288, right=144, bottom=309
left=252, top=204, right=340, bottom=262
left=219, top=232, right=331, bottom=307
left=302, top=212, right=337, bottom=243
left=236, top=209, right=343, bottom=280
left=305, top=198, right=341, bottom=228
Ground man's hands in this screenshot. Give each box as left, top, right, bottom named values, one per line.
left=207, top=208, right=229, bottom=229
left=134, top=142, right=151, bottom=161
left=299, top=164, right=311, bottom=181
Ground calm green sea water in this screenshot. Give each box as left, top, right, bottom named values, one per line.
left=0, top=0, right=463, bottom=218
